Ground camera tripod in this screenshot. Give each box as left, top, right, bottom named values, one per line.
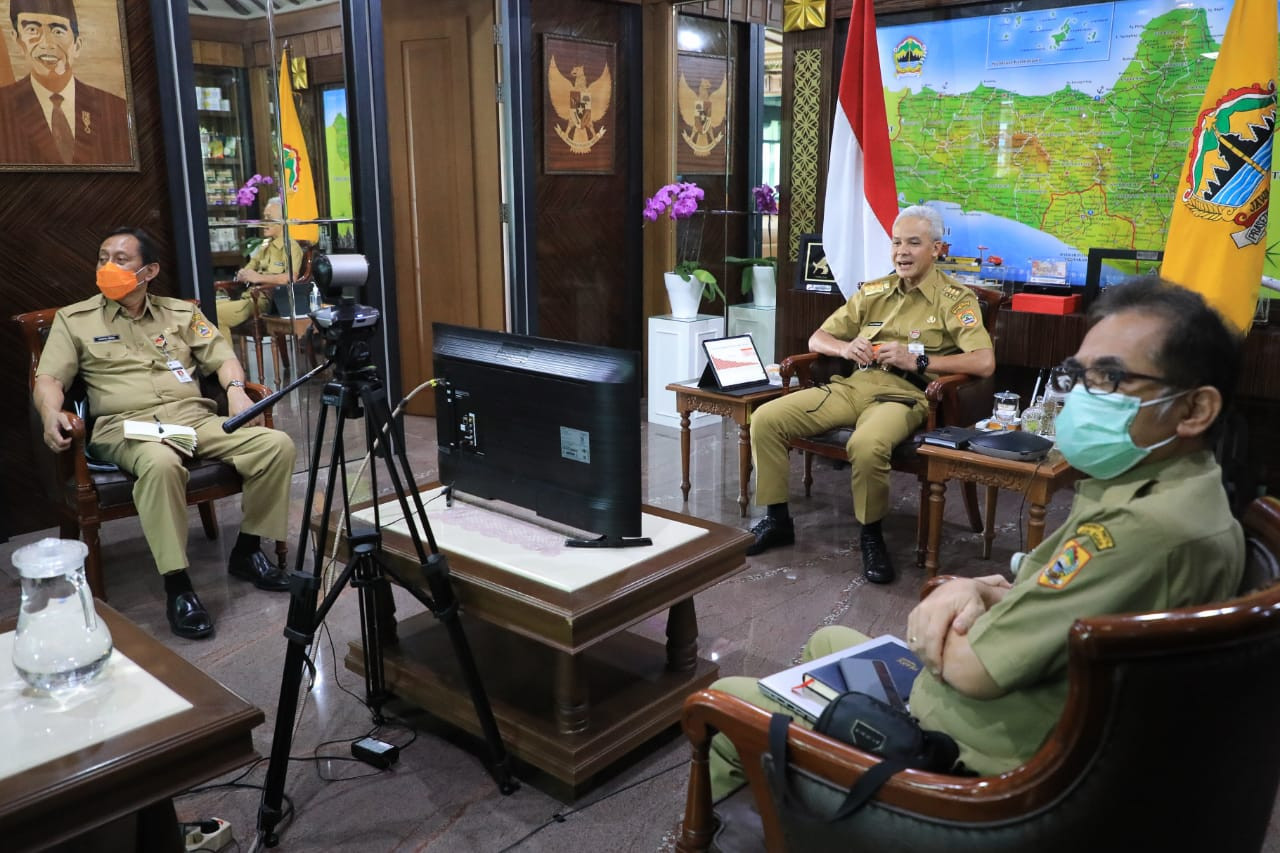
left=226, top=317, right=516, bottom=848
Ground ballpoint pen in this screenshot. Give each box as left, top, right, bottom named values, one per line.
left=153, top=414, right=164, bottom=434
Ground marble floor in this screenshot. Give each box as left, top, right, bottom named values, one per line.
left=2, top=403, right=1277, bottom=852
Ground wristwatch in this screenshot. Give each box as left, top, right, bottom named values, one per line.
left=915, top=354, right=930, bottom=374
left=226, top=380, right=246, bottom=390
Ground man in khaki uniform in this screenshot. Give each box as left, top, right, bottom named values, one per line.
left=708, top=278, right=1244, bottom=797
left=215, top=197, right=304, bottom=339
left=747, top=205, right=995, bottom=583
left=34, top=227, right=296, bottom=640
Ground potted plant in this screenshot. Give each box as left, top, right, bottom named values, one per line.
left=725, top=184, right=778, bottom=307
left=644, top=181, right=724, bottom=318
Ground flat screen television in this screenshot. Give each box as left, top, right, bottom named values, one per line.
left=432, top=323, right=648, bottom=547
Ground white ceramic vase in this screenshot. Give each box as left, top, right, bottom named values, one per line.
left=751, top=265, right=777, bottom=308
left=664, top=272, right=703, bottom=319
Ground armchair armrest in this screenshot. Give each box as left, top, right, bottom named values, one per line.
left=243, top=381, right=275, bottom=429
left=213, top=279, right=245, bottom=299
left=29, top=401, right=92, bottom=502
left=780, top=352, right=857, bottom=391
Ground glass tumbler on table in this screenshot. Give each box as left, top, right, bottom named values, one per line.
left=992, top=390, right=1020, bottom=427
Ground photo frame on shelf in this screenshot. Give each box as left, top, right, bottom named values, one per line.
left=676, top=51, right=732, bottom=175
left=542, top=33, right=616, bottom=175
left=794, top=233, right=837, bottom=294
left=0, top=0, right=139, bottom=171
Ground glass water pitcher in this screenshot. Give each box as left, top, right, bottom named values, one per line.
left=11, top=538, right=113, bottom=691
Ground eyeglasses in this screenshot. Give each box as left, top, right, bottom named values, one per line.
left=1049, top=360, right=1175, bottom=396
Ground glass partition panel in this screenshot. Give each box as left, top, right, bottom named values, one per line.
left=187, top=0, right=356, bottom=474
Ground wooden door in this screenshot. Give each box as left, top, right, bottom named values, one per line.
left=382, top=0, right=504, bottom=416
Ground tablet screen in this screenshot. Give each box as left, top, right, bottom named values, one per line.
left=702, top=335, right=768, bottom=389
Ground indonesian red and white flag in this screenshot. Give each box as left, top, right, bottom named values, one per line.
left=823, top=0, right=898, bottom=299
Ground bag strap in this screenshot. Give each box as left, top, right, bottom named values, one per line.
left=767, top=713, right=909, bottom=823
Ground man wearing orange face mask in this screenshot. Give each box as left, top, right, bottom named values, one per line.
left=33, top=228, right=296, bottom=640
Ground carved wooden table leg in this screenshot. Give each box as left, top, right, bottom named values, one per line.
left=983, top=485, right=999, bottom=559
left=1027, top=501, right=1048, bottom=551
left=926, top=480, right=946, bottom=578
left=736, top=420, right=752, bottom=517
left=554, top=651, right=589, bottom=735
left=666, top=598, right=698, bottom=672
left=679, top=407, right=692, bottom=503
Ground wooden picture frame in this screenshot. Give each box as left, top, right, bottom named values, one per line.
left=542, top=33, right=615, bottom=175
left=0, top=0, right=139, bottom=171
left=794, top=233, right=837, bottom=294
left=676, top=52, right=732, bottom=176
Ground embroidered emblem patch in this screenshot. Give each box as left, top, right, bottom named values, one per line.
left=1038, top=539, right=1091, bottom=590
left=1076, top=522, right=1115, bottom=551
left=191, top=314, right=213, bottom=338
left=958, top=311, right=978, bottom=326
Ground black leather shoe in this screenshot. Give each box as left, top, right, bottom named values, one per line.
left=167, top=591, right=214, bottom=639
left=746, top=516, right=795, bottom=556
left=228, top=549, right=290, bottom=592
left=861, top=529, right=896, bottom=584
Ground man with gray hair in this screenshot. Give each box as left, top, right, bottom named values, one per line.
left=745, top=205, right=995, bottom=583
left=0, top=0, right=131, bottom=165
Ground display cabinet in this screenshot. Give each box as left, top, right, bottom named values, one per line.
left=195, top=66, right=254, bottom=271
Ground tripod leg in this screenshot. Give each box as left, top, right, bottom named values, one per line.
left=349, top=532, right=393, bottom=720
left=360, top=382, right=517, bottom=794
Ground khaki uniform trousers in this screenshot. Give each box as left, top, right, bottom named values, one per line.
left=88, top=398, right=296, bottom=574
left=751, top=370, right=927, bottom=523
left=709, top=626, right=867, bottom=799
left=215, top=292, right=271, bottom=341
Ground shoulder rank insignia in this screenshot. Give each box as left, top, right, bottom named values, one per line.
left=1038, top=539, right=1091, bottom=590
left=190, top=313, right=214, bottom=339
left=861, top=281, right=891, bottom=296
left=1076, top=522, right=1115, bottom=551
left=941, top=284, right=965, bottom=301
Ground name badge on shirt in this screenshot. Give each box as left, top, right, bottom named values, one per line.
left=866, top=321, right=883, bottom=327
left=93, top=334, right=121, bottom=343
left=167, top=359, right=194, bottom=383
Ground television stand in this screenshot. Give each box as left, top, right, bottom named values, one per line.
left=566, top=534, right=654, bottom=548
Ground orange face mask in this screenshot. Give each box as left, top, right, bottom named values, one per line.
left=96, top=262, right=142, bottom=301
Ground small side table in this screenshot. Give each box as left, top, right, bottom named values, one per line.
left=918, top=444, right=1080, bottom=576
left=665, top=381, right=786, bottom=516
left=647, top=314, right=725, bottom=428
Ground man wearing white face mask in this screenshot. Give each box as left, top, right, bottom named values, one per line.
left=705, top=276, right=1245, bottom=796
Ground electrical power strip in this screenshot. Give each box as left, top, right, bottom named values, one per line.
left=185, top=818, right=233, bottom=852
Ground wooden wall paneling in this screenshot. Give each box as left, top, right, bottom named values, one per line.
left=0, top=0, right=175, bottom=539
left=642, top=3, right=678, bottom=325
left=532, top=0, right=642, bottom=351
left=776, top=23, right=837, bottom=359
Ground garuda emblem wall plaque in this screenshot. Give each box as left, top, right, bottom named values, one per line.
left=543, top=34, right=615, bottom=174
left=677, top=52, right=732, bottom=175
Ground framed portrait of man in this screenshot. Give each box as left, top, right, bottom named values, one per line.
left=0, top=0, right=138, bottom=171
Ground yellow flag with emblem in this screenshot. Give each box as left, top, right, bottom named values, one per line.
left=277, top=51, right=320, bottom=243
left=1160, top=0, right=1277, bottom=331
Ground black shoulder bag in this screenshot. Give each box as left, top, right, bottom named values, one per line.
left=766, top=691, right=960, bottom=821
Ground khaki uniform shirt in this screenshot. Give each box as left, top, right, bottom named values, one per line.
left=910, top=450, right=1243, bottom=774
left=247, top=236, right=303, bottom=278
left=818, top=267, right=993, bottom=386
left=36, top=293, right=234, bottom=418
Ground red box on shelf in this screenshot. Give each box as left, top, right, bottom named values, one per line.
left=1011, top=292, right=1081, bottom=315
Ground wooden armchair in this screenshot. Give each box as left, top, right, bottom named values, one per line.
left=778, top=285, right=1005, bottom=566
left=213, top=242, right=316, bottom=383
left=13, top=307, right=287, bottom=601
left=677, top=495, right=1280, bottom=853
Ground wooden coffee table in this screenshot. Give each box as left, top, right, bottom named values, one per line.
left=918, top=444, right=1080, bottom=577
left=665, top=381, right=786, bottom=516
left=333, top=495, right=750, bottom=797
left=0, top=602, right=264, bottom=851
